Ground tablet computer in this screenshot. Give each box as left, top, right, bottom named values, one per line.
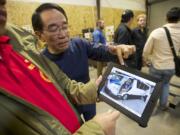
left=98, top=63, right=162, bottom=127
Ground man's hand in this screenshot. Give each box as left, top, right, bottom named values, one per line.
left=95, top=75, right=102, bottom=102
left=93, top=110, right=120, bottom=135
left=108, top=45, right=136, bottom=65
left=142, top=57, right=151, bottom=67
left=95, top=75, right=102, bottom=87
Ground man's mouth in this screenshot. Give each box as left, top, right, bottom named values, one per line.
left=58, top=42, right=68, bottom=48
left=57, top=39, right=69, bottom=46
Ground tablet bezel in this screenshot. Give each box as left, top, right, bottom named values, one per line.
left=98, top=63, right=162, bottom=127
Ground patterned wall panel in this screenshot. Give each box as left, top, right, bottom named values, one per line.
left=101, top=7, right=145, bottom=30
left=63, top=4, right=96, bottom=37
left=7, top=1, right=144, bottom=37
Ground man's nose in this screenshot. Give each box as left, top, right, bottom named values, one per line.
left=57, top=28, right=66, bottom=36
left=57, top=34, right=67, bottom=40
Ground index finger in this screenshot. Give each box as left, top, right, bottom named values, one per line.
left=116, top=47, right=125, bottom=65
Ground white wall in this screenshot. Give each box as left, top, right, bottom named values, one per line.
left=9, top=0, right=145, bottom=11
left=148, top=0, right=180, bottom=32
left=101, top=0, right=145, bottom=11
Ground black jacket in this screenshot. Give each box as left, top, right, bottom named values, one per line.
left=114, top=23, right=133, bottom=44
left=114, top=23, right=136, bottom=68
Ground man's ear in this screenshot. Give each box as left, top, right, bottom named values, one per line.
left=35, top=31, right=46, bottom=42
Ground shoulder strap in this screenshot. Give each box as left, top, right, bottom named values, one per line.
left=163, top=27, right=177, bottom=58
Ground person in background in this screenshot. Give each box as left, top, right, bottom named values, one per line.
left=32, top=3, right=136, bottom=121
left=132, top=14, right=147, bottom=70
left=92, top=19, right=106, bottom=76
left=143, top=7, right=180, bottom=111
left=114, top=9, right=136, bottom=68
left=0, top=0, right=135, bottom=134
left=93, top=19, right=106, bottom=45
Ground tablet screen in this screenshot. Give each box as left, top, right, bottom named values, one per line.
left=100, top=67, right=156, bottom=117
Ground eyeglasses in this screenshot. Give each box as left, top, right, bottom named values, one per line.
left=44, top=24, right=68, bottom=34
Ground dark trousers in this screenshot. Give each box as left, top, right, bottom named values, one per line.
left=124, top=55, right=136, bottom=69
left=76, top=104, right=96, bottom=121
left=97, top=62, right=106, bottom=77
left=136, top=52, right=143, bottom=70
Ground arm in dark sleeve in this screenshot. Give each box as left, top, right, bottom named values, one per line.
left=131, top=29, right=135, bottom=44
left=131, top=30, right=138, bottom=49
left=81, top=39, right=118, bottom=63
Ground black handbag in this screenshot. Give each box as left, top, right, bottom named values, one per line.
left=164, top=27, right=180, bottom=77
